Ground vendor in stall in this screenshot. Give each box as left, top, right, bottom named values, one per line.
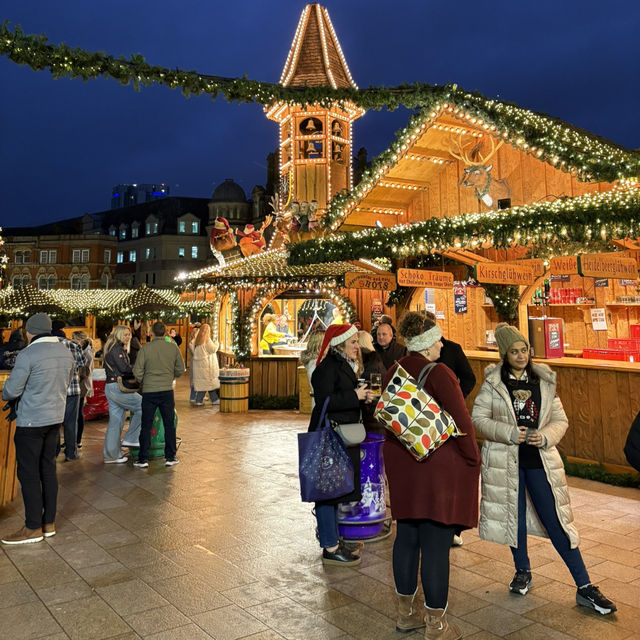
left=259, top=313, right=289, bottom=354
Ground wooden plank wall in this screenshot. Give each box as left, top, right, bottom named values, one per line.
left=248, top=357, right=299, bottom=397
left=0, top=372, right=19, bottom=506
left=464, top=355, right=639, bottom=471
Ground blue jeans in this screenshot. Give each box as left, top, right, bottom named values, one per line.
left=62, top=394, right=81, bottom=459
left=15, top=425, right=59, bottom=529
left=104, top=383, right=142, bottom=461
left=195, top=389, right=219, bottom=404
left=511, top=467, right=589, bottom=587
left=139, top=390, right=176, bottom=462
left=190, top=386, right=197, bottom=402
left=315, top=503, right=339, bottom=548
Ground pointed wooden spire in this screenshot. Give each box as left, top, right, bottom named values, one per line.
left=280, top=4, right=357, bottom=89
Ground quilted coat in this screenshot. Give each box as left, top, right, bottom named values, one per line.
left=471, top=361, right=579, bottom=549
left=191, top=339, right=220, bottom=392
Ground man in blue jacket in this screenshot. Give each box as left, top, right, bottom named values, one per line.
left=1, top=313, right=73, bottom=545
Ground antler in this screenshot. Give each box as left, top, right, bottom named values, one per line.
left=447, top=132, right=503, bottom=166
left=474, top=136, right=503, bottom=165
left=447, top=132, right=476, bottom=164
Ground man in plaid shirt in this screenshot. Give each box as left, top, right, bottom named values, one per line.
left=59, top=335, right=88, bottom=461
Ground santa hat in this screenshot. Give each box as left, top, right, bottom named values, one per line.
left=316, top=324, right=358, bottom=365
left=214, top=217, right=230, bottom=230
left=236, top=224, right=256, bottom=237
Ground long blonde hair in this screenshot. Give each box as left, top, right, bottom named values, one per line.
left=300, top=330, right=325, bottom=366
left=194, top=323, right=211, bottom=346
left=104, top=325, right=130, bottom=355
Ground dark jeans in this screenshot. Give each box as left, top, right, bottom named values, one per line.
left=511, top=467, right=590, bottom=587
left=14, top=425, right=60, bottom=530
left=62, top=394, right=81, bottom=459
left=393, top=519, right=455, bottom=608
left=315, top=503, right=339, bottom=548
left=76, top=396, right=86, bottom=445
left=139, top=390, right=176, bottom=462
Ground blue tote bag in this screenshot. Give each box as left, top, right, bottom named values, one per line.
left=298, top=397, right=354, bottom=502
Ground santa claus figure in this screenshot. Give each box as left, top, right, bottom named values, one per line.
left=236, top=217, right=272, bottom=258
left=209, top=217, right=236, bottom=253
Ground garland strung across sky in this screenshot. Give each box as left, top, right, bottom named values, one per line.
left=288, top=187, right=640, bottom=266
left=2, top=21, right=639, bottom=187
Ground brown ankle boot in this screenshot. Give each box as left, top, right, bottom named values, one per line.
left=396, top=591, right=425, bottom=633
left=424, top=605, right=462, bottom=640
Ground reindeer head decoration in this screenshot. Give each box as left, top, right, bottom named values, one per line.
left=448, top=133, right=510, bottom=209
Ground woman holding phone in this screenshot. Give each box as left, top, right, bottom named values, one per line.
left=471, top=323, right=616, bottom=615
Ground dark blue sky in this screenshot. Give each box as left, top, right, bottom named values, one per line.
left=1, top=0, right=639, bottom=227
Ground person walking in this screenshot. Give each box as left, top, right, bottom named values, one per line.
left=59, top=330, right=88, bottom=461
left=103, top=326, right=142, bottom=463
left=471, top=322, right=617, bottom=615
left=190, top=323, right=220, bottom=406
left=71, top=330, right=94, bottom=450
left=1, top=313, right=73, bottom=544
left=374, top=321, right=407, bottom=371
left=308, top=324, right=375, bottom=567
left=383, top=312, right=481, bottom=636
left=132, top=321, right=185, bottom=468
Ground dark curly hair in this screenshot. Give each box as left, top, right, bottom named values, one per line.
left=398, top=311, right=436, bottom=341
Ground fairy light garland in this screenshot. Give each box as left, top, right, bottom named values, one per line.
left=0, top=226, right=8, bottom=289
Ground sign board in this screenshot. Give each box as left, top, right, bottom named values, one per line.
left=474, top=262, right=535, bottom=285
left=397, top=268, right=454, bottom=288
left=620, top=279, right=637, bottom=287
left=578, top=254, right=638, bottom=279
left=590, top=308, right=607, bottom=331
left=344, top=272, right=396, bottom=291
left=549, top=256, right=579, bottom=275
left=453, top=282, right=467, bottom=314
left=504, top=259, right=546, bottom=278
left=594, top=278, right=609, bottom=288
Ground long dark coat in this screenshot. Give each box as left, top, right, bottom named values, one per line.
left=383, top=352, right=481, bottom=529
left=309, top=351, right=362, bottom=505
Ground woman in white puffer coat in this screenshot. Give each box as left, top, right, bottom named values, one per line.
left=471, top=323, right=616, bottom=616
left=190, top=323, right=220, bottom=406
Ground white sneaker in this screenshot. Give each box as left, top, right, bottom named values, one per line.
left=165, top=458, right=180, bottom=467
left=121, top=441, right=139, bottom=447
left=452, top=534, right=463, bottom=547
left=104, top=456, right=128, bottom=464
left=133, top=460, right=149, bottom=468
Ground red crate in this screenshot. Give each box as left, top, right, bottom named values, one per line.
left=631, top=325, right=640, bottom=338
left=582, top=348, right=627, bottom=361
left=608, top=338, right=640, bottom=351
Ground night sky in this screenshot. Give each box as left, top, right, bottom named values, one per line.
left=1, top=0, right=639, bottom=228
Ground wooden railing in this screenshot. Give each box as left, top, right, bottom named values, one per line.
left=0, top=371, right=19, bottom=507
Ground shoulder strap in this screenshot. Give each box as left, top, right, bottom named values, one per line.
left=416, top=362, right=437, bottom=388
left=317, top=396, right=331, bottom=429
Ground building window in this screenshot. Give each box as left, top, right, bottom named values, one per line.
left=191, top=246, right=198, bottom=259
left=104, top=249, right=111, bottom=264
left=23, top=250, right=30, bottom=263
left=178, top=247, right=185, bottom=258
left=47, top=275, right=56, bottom=289
left=119, top=227, right=127, bottom=240
left=129, top=250, right=137, bottom=262
left=109, top=227, right=116, bottom=237
left=178, top=221, right=186, bottom=233
left=71, top=275, right=81, bottom=290
left=22, top=275, right=30, bottom=286
left=82, top=249, right=89, bottom=263
left=153, top=222, right=158, bottom=233
left=117, top=251, right=124, bottom=264
left=40, top=250, right=48, bottom=264
left=12, top=276, right=21, bottom=287
left=101, top=272, right=110, bottom=288
left=72, top=249, right=81, bottom=263
left=15, top=251, right=23, bottom=264
left=192, top=221, right=199, bottom=234
left=49, top=250, right=57, bottom=264
left=81, top=274, right=89, bottom=289
left=132, top=225, right=139, bottom=239
left=145, top=248, right=151, bottom=260
left=152, top=273, right=156, bottom=284
left=38, top=276, right=48, bottom=289
left=146, top=223, right=151, bottom=235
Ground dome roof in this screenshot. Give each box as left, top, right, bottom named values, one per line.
left=211, top=179, right=247, bottom=203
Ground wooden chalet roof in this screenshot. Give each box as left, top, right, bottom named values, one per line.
left=178, top=248, right=381, bottom=284
left=280, top=3, right=357, bottom=89
left=323, top=90, right=640, bottom=231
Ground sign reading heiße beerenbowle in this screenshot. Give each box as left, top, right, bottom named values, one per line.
left=344, top=272, right=397, bottom=291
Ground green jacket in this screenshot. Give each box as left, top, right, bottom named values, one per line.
left=133, top=336, right=185, bottom=393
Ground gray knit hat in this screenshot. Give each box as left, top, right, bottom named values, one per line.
left=494, top=322, right=529, bottom=359
left=25, top=313, right=52, bottom=336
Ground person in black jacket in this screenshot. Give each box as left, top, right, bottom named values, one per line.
left=358, top=330, right=386, bottom=435
left=624, top=412, right=640, bottom=473
left=309, top=324, right=375, bottom=566
left=423, top=312, right=476, bottom=399
left=374, top=322, right=407, bottom=371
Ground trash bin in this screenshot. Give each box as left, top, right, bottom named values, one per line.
left=129, top=408, right=179, bottom=459
left=338, top=433, right=391, bottom=541
left=219, top=368, right=250, bottom=413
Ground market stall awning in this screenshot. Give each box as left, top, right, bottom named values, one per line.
left=0, top=284, right=65, bottom=315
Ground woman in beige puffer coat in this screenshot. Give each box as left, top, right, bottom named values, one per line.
left=190, top=323, right=220, bottom=406
left=471, top=323, right=616, bottom=616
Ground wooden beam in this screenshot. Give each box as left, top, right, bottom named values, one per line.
left=379, top=177, right=430, bottom=189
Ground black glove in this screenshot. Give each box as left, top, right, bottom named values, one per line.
left=2, top=398, right=18, bottom=422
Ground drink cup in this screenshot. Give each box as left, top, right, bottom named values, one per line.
left=369, top=373, right=382, bottom=395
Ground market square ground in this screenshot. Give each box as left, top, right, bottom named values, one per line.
left=0, top=377, right=639, bottom=640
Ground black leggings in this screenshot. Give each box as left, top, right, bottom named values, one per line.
left=393, top=519, right=455, bottom=609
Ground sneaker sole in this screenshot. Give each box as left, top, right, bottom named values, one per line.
left=509, top=582, right=532, bottom=596
left=104, top=459, right=128, bottom=464
left=43, top=531, right=56, bottom=538
left=576, top=593, right=616, bottom=615
left=165, top=462, right=180, bottom=467
left=2, top=536, right=44, bottom=545
left=321, top=556, right=361, bottom=567
left=133, top=464, right=149, bottom=468
left=121, top=443, right=139, bottom=447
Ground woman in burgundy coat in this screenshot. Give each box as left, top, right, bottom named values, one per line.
left=383, top=312, right=481, bottom=637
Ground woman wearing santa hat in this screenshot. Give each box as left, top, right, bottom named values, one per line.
left=308, top=323, right=375, bottom=567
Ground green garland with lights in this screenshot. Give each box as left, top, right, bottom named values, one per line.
left=289, top=188, right=640, bottom=266
left=482, top=284, right=520, bottom=322
left=2, top=21, right=639, bottom=187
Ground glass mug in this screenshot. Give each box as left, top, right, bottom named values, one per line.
left=369, top=373, right=382, bottom=395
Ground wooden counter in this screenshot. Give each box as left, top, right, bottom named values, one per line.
left=464, top=352, right=639, bottom=472
left=0, top=370, right=19, bottom=506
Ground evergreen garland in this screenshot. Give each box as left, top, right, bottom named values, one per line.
left=482, top=284, right=520, bottom=321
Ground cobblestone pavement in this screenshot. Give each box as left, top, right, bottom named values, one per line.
left=1, top=377, right=639, bottom=639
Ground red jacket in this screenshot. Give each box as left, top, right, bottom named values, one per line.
left=382, top=352, right=481, bottom=528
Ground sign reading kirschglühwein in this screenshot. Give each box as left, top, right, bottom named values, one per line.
left=396, top=268, right=454, bottom=288
left=504, top=259, right=546, bottom=278
left=474, top=262, right=535, bottom=285
left=578, top=254, right=638, bottom=279
left=344, top=272, right=397, bottom=291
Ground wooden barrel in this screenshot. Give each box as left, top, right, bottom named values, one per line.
left=220, top=380, right=249, bottom=413
left=0, top=370, right=19, bottom=507
left=298, top=366, right=312, bottom=415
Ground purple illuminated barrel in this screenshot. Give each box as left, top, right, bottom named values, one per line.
left=338, top=433, right=390, bottom=540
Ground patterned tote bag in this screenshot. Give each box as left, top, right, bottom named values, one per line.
left=374, top=362, right=464, bottom=461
